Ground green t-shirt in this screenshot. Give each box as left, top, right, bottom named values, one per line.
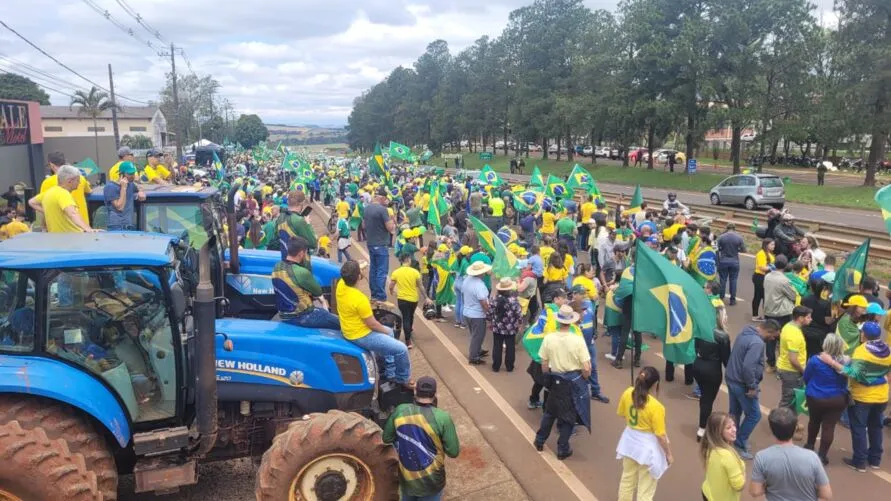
left=406, top=207, right=424, bottom=227
left=382, top=403, right=460, bottom=497
left=556, top=217, right=576, bottom=236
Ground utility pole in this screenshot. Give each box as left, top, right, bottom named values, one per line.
left=108, top=64, right=120, bottom=150
left=160, top=42, right=183, bottom=159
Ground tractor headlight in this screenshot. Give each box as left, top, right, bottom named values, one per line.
left=362, top=351, right=377, bottom=385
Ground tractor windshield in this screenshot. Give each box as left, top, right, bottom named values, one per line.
left=145, top=203, right=210, bottom=250
left=0, top=270, right=36, bottom=353
left=45, top=268, right=177, bottom=423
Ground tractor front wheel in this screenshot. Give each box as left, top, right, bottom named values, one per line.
left=0, top=421, right=102, bottom=501
left=255, top=410, right=398, bottom=501
left=0, top=395, right=118, bottom=500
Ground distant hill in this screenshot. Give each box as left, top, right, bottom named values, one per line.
left=265, top=123, right=348, bottom=145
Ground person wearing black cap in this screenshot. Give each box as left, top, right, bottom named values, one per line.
left=143, top=149, right=171, bottom=184
left=383, top=376, right=460, bottom=501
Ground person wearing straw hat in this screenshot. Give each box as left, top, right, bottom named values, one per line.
left=489, top=277, right=523, bottom=372
left=461, top=261, right=492, bottom=365
left=533, top=304, right=592, bottom=460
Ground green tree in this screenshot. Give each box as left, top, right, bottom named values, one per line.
left=158, top=73, right=221, bottom=148
left=0, top=73, right=50, bottom=104
left=120, top=134, right=153, bottom=149
left=70, top=86, right=118, bottom=165
left=233, top=114, right=268, bottom=148
left=835, top=0, right=891, bottom=186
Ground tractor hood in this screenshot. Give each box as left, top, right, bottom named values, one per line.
left=213, top=319, right=374, bottom=395
left=225, top=248, right=341, bottom=286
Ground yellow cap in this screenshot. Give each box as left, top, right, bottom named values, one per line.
left=459, top=245, right=474, bottom=256
left=607, top=222, right=617, bottom=229
left=845, top=295, right=869, bottom=308
left=437, top=244, right=449, bottom=253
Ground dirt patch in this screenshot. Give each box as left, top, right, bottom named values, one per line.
left=458, top=445, right=487, bottom=469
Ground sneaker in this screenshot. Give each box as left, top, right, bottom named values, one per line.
left=442, top=305, right=453, bottom=313
left=819, top=454, right=829, bottom=466
left=696, top=428, right=705, bottom=442
left=633, top=359, right=641, bottom=368
left=406, top=341, right=414, bottom=350
left=527, top=400, right=543, bottom=410
left=454, top=323, right=463, bottom=329
left=735, top=445, right=754, bottom=460
left=752, top=316, right=763, bottom=322
left=794, top=423, right=805, bottom=442
left=605, top=353, right=616, bottom=361
left=685, top=392, right=701, bottom=401
left=534, top=442, right=544, bottom=452
left=592, top=394, right=610, bottom=404
left=479, top=350, right=490, bottom=357
left=611, top=360, right=624, bottom=370
left=843, top=457, right=866, bottom=473
left=869, top=463, right=882, bottom=470
left=728, top=299, right=737, bottom=306
left=556, top=450, right=573, bottom=460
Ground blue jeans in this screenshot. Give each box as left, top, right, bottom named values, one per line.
left=337, top=247, right=352, bottom=263
left=454, top=279, right=464, bottom=325
left=727, top=381, right=761, bottom=449
left=351, top=331, right=410, bottom=384
left=368, top=245, right=389, bottom=301
left=534, top=410, right=574, bottom=456
left=608, top=325, right=622, bottom=357
left=284, top=308, right=341, bottom=330
left=586, top=340, right=602, bottom=396
left=401, top=489, right=442, bottom=501
left=718, top=261, right=740, bottom=301
left=849, top=401, right=887, bottom=467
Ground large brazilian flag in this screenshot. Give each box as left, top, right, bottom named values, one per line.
left=632, top=240, right=716, bottom=364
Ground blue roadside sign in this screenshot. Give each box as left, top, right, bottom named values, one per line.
left=687, top=158, right=697, bottom=174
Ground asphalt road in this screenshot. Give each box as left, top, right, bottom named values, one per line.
left=489, top=169, right=887, bottom=234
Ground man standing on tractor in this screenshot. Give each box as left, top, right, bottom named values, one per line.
left=28, top=165, right=96, bottom=233
left=142, top=149, right=171, bottom=184
left=337, top=260, right=413, bottom=391
left=103, top=161, right=146, bottom=231
left=276, top=191, right=317, bottom=261
left=383, top=376, right=460, bottom=501
left=273, top=237, right=340, bottom=330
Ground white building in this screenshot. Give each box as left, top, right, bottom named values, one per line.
left=39, top=106, right=169, bottom=147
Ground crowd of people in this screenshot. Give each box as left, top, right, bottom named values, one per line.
left=6, top=143, right=891, bottom=501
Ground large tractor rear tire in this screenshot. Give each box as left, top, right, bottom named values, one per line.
left=0, top=395, right=118, bottom=500
left=255, top=410, right=398, bottom=501
left=0, top=420, right=102, bottom=501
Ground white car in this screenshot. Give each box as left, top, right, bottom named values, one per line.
left=528, top=143, right=542, bottom=152
left=495, top=140, right=506, bottom=149
left=548, top=143, right=559, bottom=154
left=460, top=140, right=470, bottom=147
left=583, top=146, right=594, bottom=156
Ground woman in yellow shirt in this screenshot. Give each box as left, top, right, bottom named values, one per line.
left=616, top=367, right=672, bottom=501
left=700, top=412, right=745, bottom=501
left=540, top=210, right=556, bottom=237
left=751, top=238, right=775, bottom=321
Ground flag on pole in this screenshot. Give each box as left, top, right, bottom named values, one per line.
left=531, top=166, right=544, bottom=189
left=369, top=142, right=389, bottom=180
left=566, top=164, right=594, bottom=192
left=427, top=182, right=450, bottom=234
left=833, top=238, right=870, bottom=302
left=479, top=165, right=503, bottom=186
left=469, top=215, right=519, bottom=278
left=512, top=190, right=544, bottom=213
left=388, top=141, right=413, bottom=161
left=632, top=240, right=716, bottom=364
left=621, top=185, right=644, bottom=216
left=212, top=151, right=225, bottom=184
left=545, top=175, right=568, bottom=199
left=74, top=158, right=100, bottom=176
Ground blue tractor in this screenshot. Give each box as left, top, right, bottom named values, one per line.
left=0, top=233, right=401, bottom=500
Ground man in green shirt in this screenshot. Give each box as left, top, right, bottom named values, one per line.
left=406, top=200, right=424, bottom=228
left=383, top=376, right=460, bottom=500
left=556, top=213, right=577, bottom=256
left=272, top=237, right=339, bottom=330
left=276, top=191, right=317, bottom=260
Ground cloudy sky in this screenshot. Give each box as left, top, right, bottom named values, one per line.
left=1, top=0, right=837, bottom=127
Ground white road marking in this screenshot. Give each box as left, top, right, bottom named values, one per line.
left=313, top=202, right=599, bottom=501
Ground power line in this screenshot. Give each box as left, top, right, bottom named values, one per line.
left=80, top=0, right=159, bottom=53
left=0, top=18, right=151, bottom=105
left=113, top=0, right=166, bottom=43
left=0, top=60, right=85, bottom=95
left=0, top=69, right=75, bottom=98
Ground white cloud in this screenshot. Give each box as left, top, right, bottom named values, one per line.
left=2, top=0, right=839, bottom=126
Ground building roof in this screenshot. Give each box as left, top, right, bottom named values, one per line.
left=0, top=232, right=174, bottom=269
left=39, top=105, right=160, bottom=120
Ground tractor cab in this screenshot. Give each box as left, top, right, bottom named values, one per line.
left=0, top=232, right=403, bottom=499
left=87, top=183, right=340, bottom=319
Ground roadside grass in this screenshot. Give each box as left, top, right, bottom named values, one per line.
left=448, top=155, right=878, bottom=210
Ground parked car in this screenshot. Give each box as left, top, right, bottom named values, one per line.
left=582, top=145, right=594, bottom=156
left=609, top=147, right=621, bottom=160
left=528, top=143, right=542, bottom=152
left=709, top=174, right=785, bottom=210
left=495, top=140, right=506, bottom=149
left=594, top=146, right=609, bottom=157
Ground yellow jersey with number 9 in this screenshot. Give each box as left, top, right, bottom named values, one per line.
left=616, top=386, right=666, bottom=436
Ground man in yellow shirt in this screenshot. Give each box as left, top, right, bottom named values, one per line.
left=579, top=195, right=596, bottom=252
left=29, top=165, right=96, bottom=233
left=776, top=305, right=811, bottom=412
left=40, top=151, right=92, bottom=226
left=142, top=149, right=171, bottom=184
left=108, top=146, right=136, bottom=182
left=0, top=213, right=30, bottom=240
left=336, top=197, right=350, bottom=219
left=336, top=261, right=413, bottom=390
left=540, top=209, right=556, bottom=238
left=388, top=254, right=432, bottom=349
left=488, top=195, right=505, bottom=218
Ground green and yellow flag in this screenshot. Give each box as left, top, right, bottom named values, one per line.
left=621, top=185, right=644, bottom=216
left=530, top=166, right=544, bottom=190
left=388, top=141, right=413, bottom=161
left=479, top=165, right=503, bottom=186
left=874, top=185, right=891, bottom=236
left=431, top=254, right=457, bottom=306
left=632, top=240, right=716, bottom=364
left=469, top=215, right=519, bottom=278
left=75, top=158, right=100, bottom=176
left=833, top=238, right=869, bottom=302
left=369, top=142, right=388, bottom=180
left=566, top=164, right=593, bottom=193
left=522, top=303, right=583, bottom=362
left=427, top=182, right=450, bottom=234
left=545, top=174, right=568, bottom=199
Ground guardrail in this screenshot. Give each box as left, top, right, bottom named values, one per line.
left=600, top=190, right=891, bottom=260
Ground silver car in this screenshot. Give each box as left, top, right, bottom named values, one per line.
left=709, top=174, right=785, bottom=210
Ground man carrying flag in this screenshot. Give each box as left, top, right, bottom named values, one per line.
left=479, top=165, right=503, bottom=187
left=621, top=185, right=644, bottom=218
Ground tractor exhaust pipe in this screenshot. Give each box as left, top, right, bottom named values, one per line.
left=195, top=243, right=218, bottom=456
left=226, top=183, right=240, bottom=274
